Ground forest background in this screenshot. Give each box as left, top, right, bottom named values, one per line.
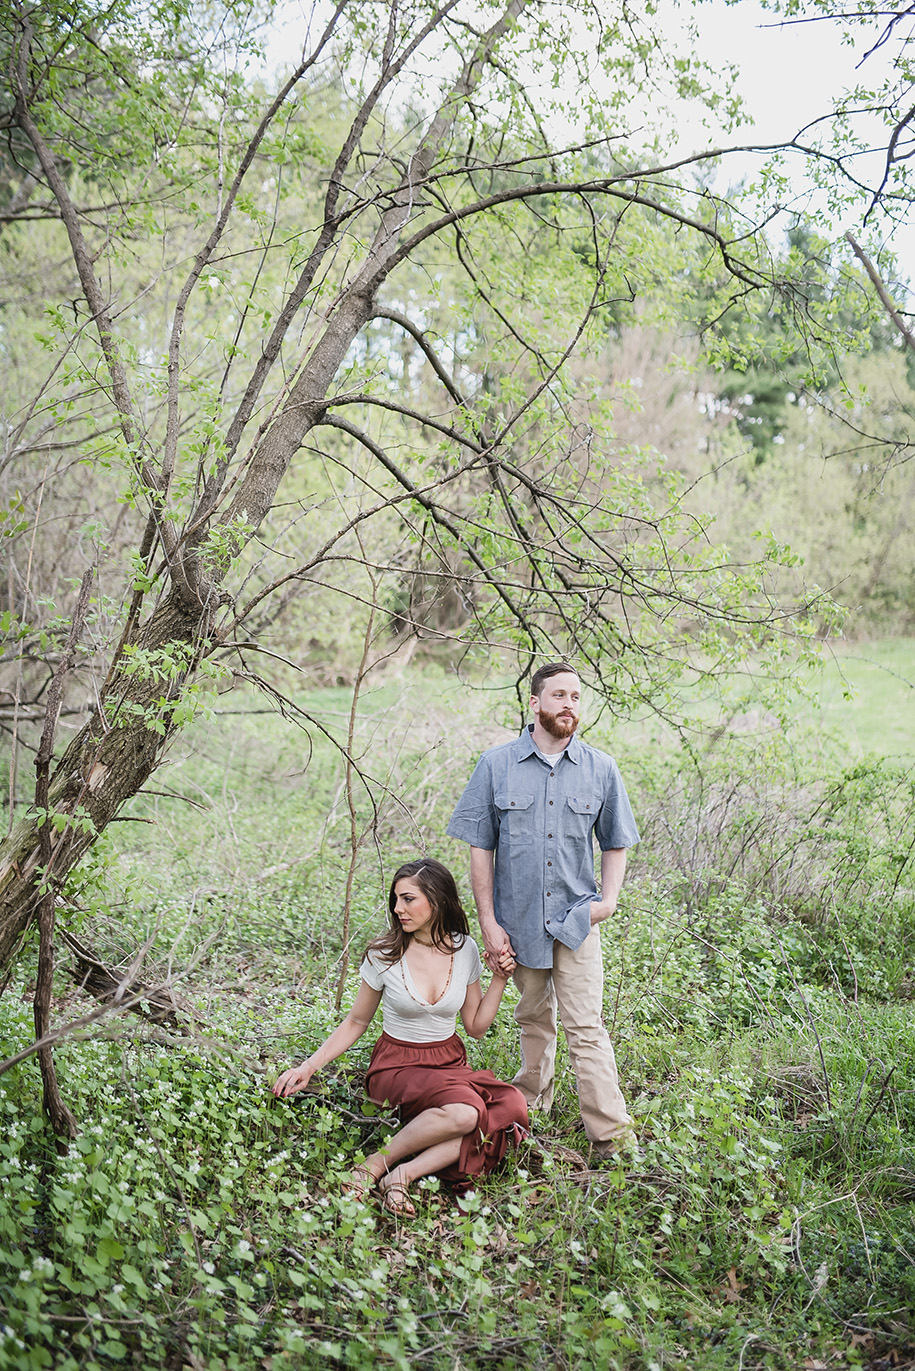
left=1, top=0, right=914, bottom=1367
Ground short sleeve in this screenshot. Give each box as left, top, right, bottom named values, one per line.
left=446, top=755, right=499, bottom=849
left=462, top=937, right=483, bottom=984
left=359, top=952, right=385, bottom=990
left=593, top=760, right=640, bottom=850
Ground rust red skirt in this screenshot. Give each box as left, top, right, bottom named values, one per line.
left=365, top=1032, right=528, bottom=1189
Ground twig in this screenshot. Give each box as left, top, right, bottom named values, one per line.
left=335, top=542, right=378, bottom=1012
left=845, top=232, right=915, bottom=355
left=861, top=1065, right=896, bottom=1134
left=32, top=568, right=93, bottom=1141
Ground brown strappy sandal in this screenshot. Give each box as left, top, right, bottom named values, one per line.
left=378, top=1169, right=416, bottom=1217
left=341, top=1163, right=376, bottom=1202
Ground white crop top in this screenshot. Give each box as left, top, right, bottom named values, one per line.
left=360, top=937, right=483, bottom=1043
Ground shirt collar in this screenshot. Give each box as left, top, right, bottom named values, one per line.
left=517, top=724, right=580, bottom=763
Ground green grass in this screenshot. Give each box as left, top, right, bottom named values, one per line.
left=1, top=655, right=914, bottom=1369
left=802, top=639, right=915, bottom=758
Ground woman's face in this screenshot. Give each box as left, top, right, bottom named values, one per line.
left=393, top=878, right=435, bottom=939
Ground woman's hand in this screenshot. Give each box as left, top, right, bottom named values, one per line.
left=272, top=1062, right=315, bottom=1098
left=481, top=919, right=515, bottom=971
left=490, top=945, right=517, bottom=979
left=270, top=981, right=382, bottom=1100
left=462, top=948, right=516, bottom=1036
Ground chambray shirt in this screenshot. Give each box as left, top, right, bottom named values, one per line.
left=447, top=727, right=640, bottom=969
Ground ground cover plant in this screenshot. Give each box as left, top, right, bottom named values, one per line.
left=2, top=665, right=915, bottom=1370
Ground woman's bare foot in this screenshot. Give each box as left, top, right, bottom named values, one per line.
left=378, top=1166, right=416, bottom=1216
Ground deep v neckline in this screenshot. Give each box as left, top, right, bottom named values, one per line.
left=401, top=943, right=454, bottom=1006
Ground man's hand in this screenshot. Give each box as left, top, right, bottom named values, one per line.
left=487, top=941, right=517, bottom=978
left=481, top=919, right=515, bottom=971
left=589, top=897, right=617, bottom=926
left=592, top=849, right=627, bottom=925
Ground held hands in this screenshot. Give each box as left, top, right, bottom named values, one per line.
left=487, top=944, right=517, bottom=979
left=272, top=1061, right=316, bottom=1099
left=482, top=928, right=516, bottom=979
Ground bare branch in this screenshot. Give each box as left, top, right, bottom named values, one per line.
left=167, top=0, right=354, bottom=520
left=367, top=178, right=769, bottom=296
left=211, top=0, right=468, bottom=494
left=371, top=306, right=468, bottom=407
left=845, top=231, right=915, bottom=353
left=319, top=412, right=540, bottom=649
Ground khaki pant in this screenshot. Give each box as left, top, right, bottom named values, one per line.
left=512, top=926, right=632, bottom=1148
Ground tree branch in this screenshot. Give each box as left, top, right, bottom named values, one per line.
left=170, top=0, right=354, bottom=524
left=367, top=177, right=769, bottom=295
left=319, top=413, right=540, bottom=649
left=845, top=231, right=915, bottom=354
left=10, top=14, right=193, bottom=601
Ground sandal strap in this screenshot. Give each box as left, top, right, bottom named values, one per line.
left=379, top=1174, right=415, bottom=1215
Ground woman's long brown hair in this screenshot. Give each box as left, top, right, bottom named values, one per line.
left=366, top=859, right=470, bottom=966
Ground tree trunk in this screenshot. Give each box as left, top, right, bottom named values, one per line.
left=0, top=590, right=211, bottom=967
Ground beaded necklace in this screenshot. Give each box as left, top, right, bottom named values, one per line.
left=400, top=940, right=454, bottom=1006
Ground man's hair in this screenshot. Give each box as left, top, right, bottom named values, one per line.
left=530, top=661, right=579, bottom=698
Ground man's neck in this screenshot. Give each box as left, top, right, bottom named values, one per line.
left=530, top=721, right=573, bottom=756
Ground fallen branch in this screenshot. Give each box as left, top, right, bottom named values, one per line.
left=62, top=928, right=202, bottom=1032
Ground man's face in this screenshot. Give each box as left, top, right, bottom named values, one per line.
left=531, top=672, right=581, bottom=739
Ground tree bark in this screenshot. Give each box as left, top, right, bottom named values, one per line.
left=0, top=589, right=213, bottom=967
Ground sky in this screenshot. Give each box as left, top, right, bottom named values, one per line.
left=263, top=0, right=914, bottom=285
left=678, top=0, right=867, bottom=138
left=662, top=0, right=913, bottom=284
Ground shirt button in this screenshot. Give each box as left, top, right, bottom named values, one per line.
left=550, top=772, right=555, bottom=777
left=548, top=833, right=553, bottom=838
left=549, top=800, right=554, bottom=806
left=546, top=919, right=551, bottom=925
left=510, top=801, right=515, bottom=806
left=547, top=861, right=552, bottom=866
left=546, top=891, right=551, bottom=897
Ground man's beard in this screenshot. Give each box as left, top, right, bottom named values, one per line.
left=538, top=708, right=579, bottom=739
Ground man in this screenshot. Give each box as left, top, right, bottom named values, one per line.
left=446, top=662, right=639, bottom=1157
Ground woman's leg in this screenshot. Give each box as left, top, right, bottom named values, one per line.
left=363, top=1101, right=478, bottom=1182
left=379, top=1137, right=464, bottom=1215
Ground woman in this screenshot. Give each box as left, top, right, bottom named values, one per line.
left=273, top=858, right=528, bottom=1214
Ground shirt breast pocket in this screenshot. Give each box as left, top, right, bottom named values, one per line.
left=564, top=795, right=597, bottom=838
left=495, top=791, right=534, bottom=847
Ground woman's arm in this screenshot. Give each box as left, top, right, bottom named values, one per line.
left=272, top=980, right=382, bottom=1098
left=460, top=963, right=513, bottom=1040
